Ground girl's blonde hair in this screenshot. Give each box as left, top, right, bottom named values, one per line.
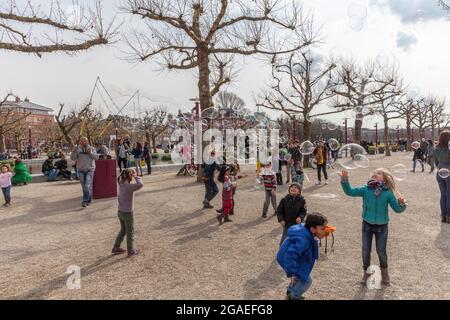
left=376, top=168, right=402, bottom=198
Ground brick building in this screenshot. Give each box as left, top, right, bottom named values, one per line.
left=1, top=96, right=55, bottom=150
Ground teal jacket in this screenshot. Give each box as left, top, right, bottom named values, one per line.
left=341, top=180, right=406, bottom=225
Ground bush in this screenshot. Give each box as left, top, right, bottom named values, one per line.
left=152, top=153, right=159, bottom=160
left=161, top=154, right=172, bottom=161
left=368, top=146, right=376, bottom=155
left=378, top=146, right=385, bottom=154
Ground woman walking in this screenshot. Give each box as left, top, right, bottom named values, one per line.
left=434, top=131, right=450, bottom=223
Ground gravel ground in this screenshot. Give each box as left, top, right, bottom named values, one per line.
left=0, top=152, right=449, bottom=300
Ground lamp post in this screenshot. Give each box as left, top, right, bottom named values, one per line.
left=292, top=115, right=297, bottom=140
left=375, top=123, right=378, bottom=154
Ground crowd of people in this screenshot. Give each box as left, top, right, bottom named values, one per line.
left=2, top=130, right=450, bottom=300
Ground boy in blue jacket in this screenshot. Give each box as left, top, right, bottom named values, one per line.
left=277, top=213, right=329, bottom=300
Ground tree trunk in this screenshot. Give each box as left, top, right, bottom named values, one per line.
left=354, top=119, right=363, bottom=144
left=0, top=128, right=4, bottom=153
left=384, top=118, right=391, bottom=156
left=406, top=117, right=412, bottom=152
left=151, top=135, right=157, bottom=155
left=196, top=46, right=211, bottom=182
left=303, top=120, right=312, bottom=141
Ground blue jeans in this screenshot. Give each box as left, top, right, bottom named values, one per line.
left=288, top=276, right=312, bottom=299
left=437, top=174, right=450, bottom=217
left=413, top=160, right=424, bottom=172
left=2, top=186, right=11, bottom=203
left=204, top=179, right=218, bottom=202
left=79, top=170, right=94, bottom=203
left=362, top=221, right=388, bottom=270
left=44, top=169, right=59, bottom=181
left=135, top=157, right=143, bottom=176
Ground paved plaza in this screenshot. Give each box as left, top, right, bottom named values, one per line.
left=1, top=152, right=449, bottom=300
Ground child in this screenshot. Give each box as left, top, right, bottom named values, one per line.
left=290, top=160, right=305, bottom=186
left=217, top=166, right=235, bottom=224
left=0, top=164, right=13, bottom=207
left=112, top=168, right=143, bottom=257
left=412, top=147, right=425, bottom=173
left=276, top=182, right=307, bottom=244
left=261, top=162, right=277, bottom=218
left=277, top=212, right=329, bottom=300
left=340, top=169, right=407, bottom=285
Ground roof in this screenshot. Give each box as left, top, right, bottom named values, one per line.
left=2, top=100, right=53, bottom=113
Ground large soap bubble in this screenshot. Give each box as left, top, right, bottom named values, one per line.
left=300, top=140, right=315, bottom=155
left=337, top=143, right=368, bottom=170
left=391, top=164, right=408, bottom=182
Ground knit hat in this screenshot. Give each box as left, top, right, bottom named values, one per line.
left=289, top=182, right=302, bottom=191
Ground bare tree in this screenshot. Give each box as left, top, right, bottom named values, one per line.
left=372, top=78, right=404, bottom=156
left=123, top=0, right=317, bottom=115
left=55, top=103, right=90, bottom=148
left=332, top=61, right=399, bottom=144
left=0, top=0, right=117, bottom=56
left=141, top=107, right=169, bottom=153
left=215, top=91, right=245, bottom=111
left=439, top=0, right=450, bottom=12
left=398, top=97, right=417, bottom=151
left=256, top=51, right=342, bottom=141
left=411, top=97, right=431, bottom=139
left=0, top=94, right=31, bottom=152
left=426, top=96, right=446, bottom=140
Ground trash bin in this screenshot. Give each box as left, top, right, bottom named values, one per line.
left=92, top=159, right=117, bottom=199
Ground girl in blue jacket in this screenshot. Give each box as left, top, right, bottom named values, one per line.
left=340, top=168, right=407, bottom=286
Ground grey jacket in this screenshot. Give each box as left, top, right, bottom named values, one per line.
left=70, top=145, right=99, bottom=171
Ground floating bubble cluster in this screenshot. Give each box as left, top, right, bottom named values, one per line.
left=348, top=2, right=367, bottom=32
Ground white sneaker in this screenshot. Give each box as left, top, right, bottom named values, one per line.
left=316, top=181, right=321, bottom=185
left=325, top=181, right=329, bottom=185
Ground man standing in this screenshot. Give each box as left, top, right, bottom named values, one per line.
left=71, top=137, right=99, bottom=207
left=202, top=150, right=220, bottom=209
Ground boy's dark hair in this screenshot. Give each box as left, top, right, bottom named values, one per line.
left=305, top=212, right=328, bottom=229
left=218, top=165, right=230, bottom=183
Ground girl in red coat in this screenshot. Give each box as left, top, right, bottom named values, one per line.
left=217, top=166, right=235, bottom=225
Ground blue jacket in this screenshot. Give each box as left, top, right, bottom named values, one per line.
left=277, top=224, right=318, bottom=283
left=202, top=162, right=219, bottom=178
left=341, top=180, right=406, bottom=225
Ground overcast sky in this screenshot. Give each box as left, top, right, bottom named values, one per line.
left=1, top=0, right=449, bottom=129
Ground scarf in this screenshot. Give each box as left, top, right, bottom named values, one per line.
left=367, top=179, right=386, bottom=197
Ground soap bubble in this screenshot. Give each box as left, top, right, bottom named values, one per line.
left=337, top=144, right=368, bottom=170
left=411, top=141, right=420, bottom=150
left=391, top=164, right=408, bottom=181
left=438, top=168, right=450, bottom=179
left=376, top=52, right=400, bottom=71
left=327, top=123, right=337, bottom=131
left=321, top=123, right=328, bottom=130
left=300, top=140, right=315, bottom=155
left=329, top=138, right=341, bottom=151
left=348, top=2, right=368, bottom=18
left=349, top=15, right=365, bottom=32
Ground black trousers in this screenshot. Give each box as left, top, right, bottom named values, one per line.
left=317, top=163, right=328, bottom=181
